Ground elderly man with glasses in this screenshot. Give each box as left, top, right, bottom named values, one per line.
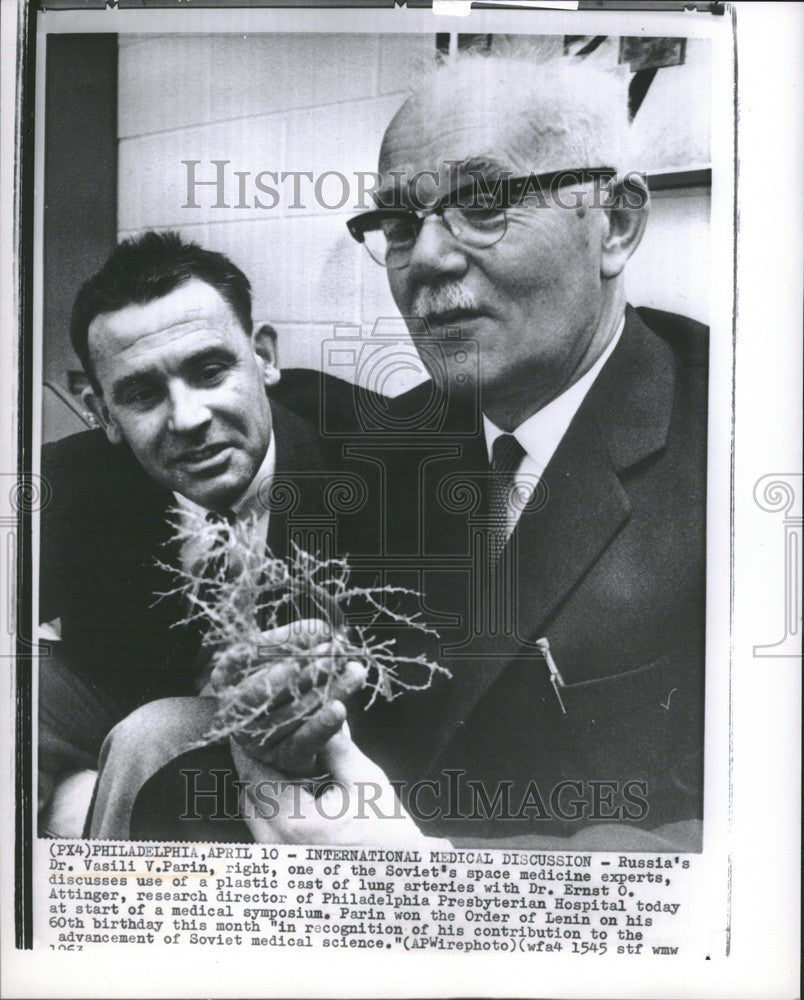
left=334, top=53, right=707, bottom=850
left=128, top=53, right=707, bottom=851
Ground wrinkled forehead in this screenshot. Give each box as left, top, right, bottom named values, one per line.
left=88, top=279, right=243, bottom=365
left=378, top=80, right=572, bottom=200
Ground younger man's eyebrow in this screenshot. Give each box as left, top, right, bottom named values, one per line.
left=109, top=347, right=238, bottom=402
left=110, top=370, right=157, bottom=403
left=180, top=345, right=238, bottom=370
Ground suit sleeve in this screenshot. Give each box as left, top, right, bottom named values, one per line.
left=38, top=434, right=122, bottom=786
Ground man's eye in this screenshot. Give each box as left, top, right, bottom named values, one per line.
left=197, top=364, right=228, bottom=384
left=126, top=387, right=157, bottom=406
left=458, top=205, right=504, bottom=230
left=380, top=216, right=416, bottom=246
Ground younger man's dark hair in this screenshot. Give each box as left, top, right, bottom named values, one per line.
left=70, top=230, right=253, bottom=391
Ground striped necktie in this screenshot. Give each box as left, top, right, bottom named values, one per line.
left=487, top=433, right=525, bottom=563
left=197, top=508, right=236, bottom=608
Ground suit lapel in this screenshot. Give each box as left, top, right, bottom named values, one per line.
left=511, top=417, right=631, bottom=644
left=426, top=307, right=677, bottom=764
left=266, top=398, right=331, bottom=558
left=121, top=463, right=193, bottom=673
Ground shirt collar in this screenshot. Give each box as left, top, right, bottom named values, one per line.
left=173, top=431, right=276, bottom=522
left=483, top=315, right=625, bottom=469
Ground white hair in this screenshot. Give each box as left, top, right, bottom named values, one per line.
left=405, top=48, right=632, bottom=174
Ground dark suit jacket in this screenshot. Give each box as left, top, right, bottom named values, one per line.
left=58, top=315, right=707, bottom=845
left=39, top=388, right=365, bottom=768
left=349, top=306, right=708, bottom=841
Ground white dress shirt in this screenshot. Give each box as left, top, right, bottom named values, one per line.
left=173, top=432, right=276, bottom=577
left=483, top=317, right=625, bottom=534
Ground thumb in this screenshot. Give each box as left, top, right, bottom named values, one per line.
left=318, top=723, right=388, bottom=787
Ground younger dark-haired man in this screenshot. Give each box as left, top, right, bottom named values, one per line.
left=39, top=232, right=373, bottom=839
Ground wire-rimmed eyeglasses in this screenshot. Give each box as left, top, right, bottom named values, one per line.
left=346, top=167, right=616, bottom=269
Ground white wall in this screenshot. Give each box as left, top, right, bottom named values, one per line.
left=118, top=33, right=711, bottom=388
left=628, top=186, right=710, bottom=323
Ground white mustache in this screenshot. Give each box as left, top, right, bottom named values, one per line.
left=412, top=283, right=479, bottom=319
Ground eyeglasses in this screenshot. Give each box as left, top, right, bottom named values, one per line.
left=347, top=167, right=616, bottom=269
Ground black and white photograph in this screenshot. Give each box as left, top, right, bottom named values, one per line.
left=37, top=20, right=716, bottom=849
left=1, top=2, right=800, bottom=998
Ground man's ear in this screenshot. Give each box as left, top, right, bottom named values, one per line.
left=600, top=173, right=650, bottom=280
left=253, top=323, right=281, bottom=387
left=81, top=387, right=123, bottom=444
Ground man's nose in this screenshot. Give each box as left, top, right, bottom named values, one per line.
left=406, top=214, right=469, bottom=281
left=167, top=382, right=212, bottom=434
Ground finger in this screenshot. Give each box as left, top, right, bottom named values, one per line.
left=318, top=725, right=388, bottom=788
left=210, top=620, right=334, bottom=692
left=231, top=660, right=367, bottom=761
left=233, top=709, right=309, bottom=759
left=224, top=653, right=365, bottom=721
left=255, top=618, right=331, bottom=651
left=225, top=651, right=331, bottom=711
left=229, top=739, right=313, bottom=844
left=229, top=653, right=354, bottom=718
left=325, top=660, right=368, bottom=705
left=254, top=641, right=333, bottom=673
left=210, top=647, right=314, bottom=693
left=240, top=658, right=366, bottom=747
left=267, top=700, right=348, bottom=775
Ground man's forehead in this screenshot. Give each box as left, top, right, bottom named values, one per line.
left=88, top=280, right=241, bottom=362
left=378, top=89, right=565, bottom=194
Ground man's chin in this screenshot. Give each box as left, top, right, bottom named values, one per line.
left=171, top=469, right=250, bottom=512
